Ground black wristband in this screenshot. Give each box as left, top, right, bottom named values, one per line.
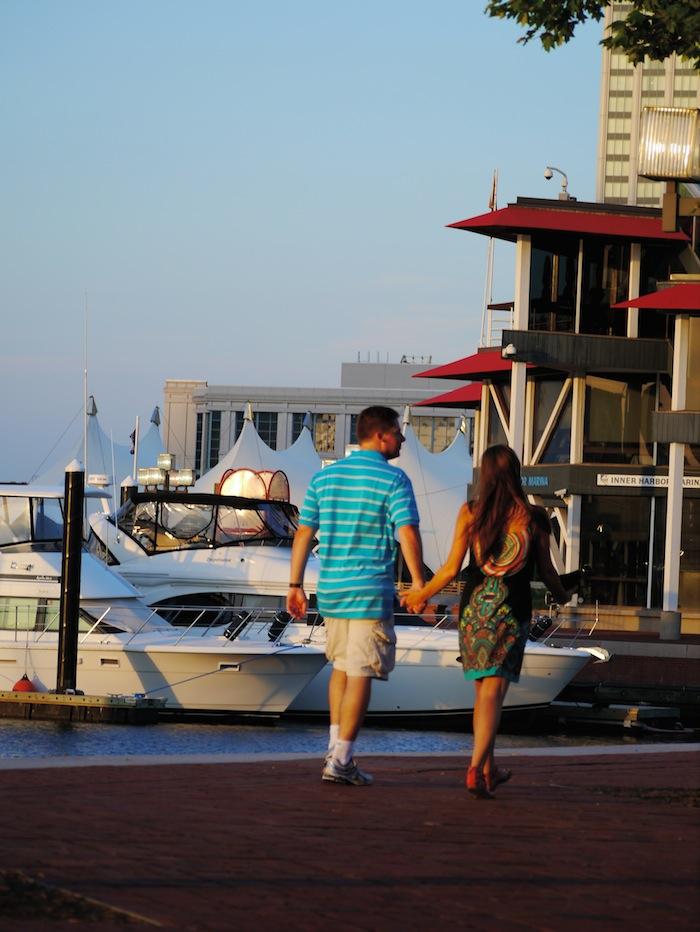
left=289, top=583, right=303, bottom=588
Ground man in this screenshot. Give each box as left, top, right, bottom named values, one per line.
left=287, top=406, right=423, bottom=786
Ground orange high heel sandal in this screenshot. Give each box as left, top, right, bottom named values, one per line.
left=466, top=767, right=495, bottom=799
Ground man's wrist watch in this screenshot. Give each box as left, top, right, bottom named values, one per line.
left=289, top=583, right=303, bottom=588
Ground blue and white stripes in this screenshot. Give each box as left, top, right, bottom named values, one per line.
left=299, top=450, right=419, bottom=620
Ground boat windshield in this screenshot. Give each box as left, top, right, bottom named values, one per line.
left=0, top=495, right=64, bottom=549
left=114, top=495, right=298, bottom=554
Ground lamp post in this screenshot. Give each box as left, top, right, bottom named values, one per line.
left=544, top=166, right=573, bottom=200
left=637, top=106, right=700, bottom=628
left=638, top=106, right=700, bottom=232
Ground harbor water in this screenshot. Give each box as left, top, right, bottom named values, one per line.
left=0, top=717, right=666, bottom=762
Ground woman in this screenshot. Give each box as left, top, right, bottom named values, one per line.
left=402, top=444, right=572, bottom=799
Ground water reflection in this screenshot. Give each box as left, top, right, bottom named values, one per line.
left=0, top=718, right=648, bottom=761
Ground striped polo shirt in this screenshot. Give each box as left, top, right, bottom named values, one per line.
left=299, top=449, right=419, bottom=620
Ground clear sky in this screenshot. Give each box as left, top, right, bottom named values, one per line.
left=1, top=1, right=602, bottom=480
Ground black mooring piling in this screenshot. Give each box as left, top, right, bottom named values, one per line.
left=56, top=460, right=84, bottom=693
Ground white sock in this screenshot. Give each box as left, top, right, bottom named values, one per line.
left=328, top=723, right=339, bottom=752
left=334, top=738, right=353, bottom=766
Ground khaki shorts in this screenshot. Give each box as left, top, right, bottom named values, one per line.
left=325, top=618, right=396, bottom=680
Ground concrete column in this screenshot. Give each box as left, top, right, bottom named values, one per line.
left=565, top=494, right=582, bottom=574
left=662, top=315, right=689, bottom=612
left=478, top=384, right=489, bottom=459
left=627, top=243, right=641, bottom=338
left=509, top=363, right=527, bottom=460
left=510, top=234, right=531, bottom=461
left=570, top=376, right=586, bottom=464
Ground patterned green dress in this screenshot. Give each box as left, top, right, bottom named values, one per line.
left=458, top=506, right=535, bottom=683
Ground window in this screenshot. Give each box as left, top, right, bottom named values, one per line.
left=207, top=411, right=221, bottom=469
left=349, top=413, right=359, bottom=446
left=638, top=244, right=687, bottom=339
left=291, top=413, right=307, bottom=443
left=583, top=376, right=656, bottom=465
left=531, top=380, right=571, bottom=464
left=580, top=496, right=652, bottom=607
left=313, top=414, right=336, bottom=453
left=233, top=411, right=245, bottom=444
left=579, top=240, right=629, bottom=336
left=681, top=498, right=700, bottom=612
left=255, top=412, right=278, bottom=449
left=195, top=413, right=204, bottom=475
left=486, top=385, right=509, bottom=448
left=413, top=416, right=456, bottom=453
left=529, top=241, right=578, bottom=332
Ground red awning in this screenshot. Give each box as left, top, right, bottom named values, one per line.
left=415, top=348, right=529, bottom=381
left=414, top=383, right=483, bottom=409
left=448, top=203, right=690, bottom=244
left=613, top=282, right=700, bottom=313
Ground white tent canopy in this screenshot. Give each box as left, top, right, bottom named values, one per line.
left=195, top=413, right=322, bottom=509
left=36, top=399, right=164, bottom=497
left=135, top=407, right=165, bottom=477
left=195, top=408, right=471, bottom=568
left=392, top=420, right=472, bottom=574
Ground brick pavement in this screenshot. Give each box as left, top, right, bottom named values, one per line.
left=0, top=750, right=698, bottom=930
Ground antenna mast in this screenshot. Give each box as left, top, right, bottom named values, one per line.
left=83, top=293, right=89, bottom=477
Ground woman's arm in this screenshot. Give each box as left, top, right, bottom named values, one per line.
left=401, top=503, right=472, bottom=613
left=532, top=521, right=571, bottom=605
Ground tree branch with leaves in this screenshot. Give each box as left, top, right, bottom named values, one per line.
left=485, top=1, right=700, bottom=69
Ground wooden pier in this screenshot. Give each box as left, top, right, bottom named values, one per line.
left=0, top=690, right=164, bottom=724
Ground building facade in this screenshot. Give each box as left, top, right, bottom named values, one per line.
left=162, top=360, right=472, bottom=477
left=419, top=197, right=700, bottom=627
left=596, top=2, right=700, bottom=207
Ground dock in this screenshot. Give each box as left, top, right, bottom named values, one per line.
left=548, top=629, right=700, bottom=725
left=0, top=748, right=697, bottom=929
left=0, top=690, right=164, bottom=724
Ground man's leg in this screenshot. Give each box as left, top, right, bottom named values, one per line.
left=328, top=667, right=347, bottom=728
left=337, top=675, right=372, bottom=742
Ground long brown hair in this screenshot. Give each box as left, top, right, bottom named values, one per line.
left=468, top=445, right=531, bottom=562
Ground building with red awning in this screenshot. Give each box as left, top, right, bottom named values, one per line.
left=414, top=197, right=700, bottom=631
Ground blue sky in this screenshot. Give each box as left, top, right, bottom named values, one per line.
left=1, top=1, right=602, bottom=480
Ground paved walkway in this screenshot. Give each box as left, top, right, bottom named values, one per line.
left=1, top=749, right=698, bottom=930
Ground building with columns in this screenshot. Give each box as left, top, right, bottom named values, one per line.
left=417, top=196, right=700, bottom=631
left=162, top=360, right=472, bottom=477
left=596, top=1, right=700, bottom=207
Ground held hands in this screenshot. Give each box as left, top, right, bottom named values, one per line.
left=286, top=587, right=308, bottom=619
left=400, top=585, right=428, bottom=615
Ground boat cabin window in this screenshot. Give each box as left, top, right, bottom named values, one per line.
left=0, top=495, right=64, bottom=547
left=116, top=497, right=298, bottom=553
left=0, top=597, right=120, bottom=633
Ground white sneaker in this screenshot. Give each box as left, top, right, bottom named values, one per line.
left=322, top=757, right=373, bottom=786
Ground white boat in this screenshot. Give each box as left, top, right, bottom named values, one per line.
left=284, top=618, right=604, bottom=718
left=88, top=489, right=320, bottom=609
left=0, top=485, right=326, bottom=714
left=87, top=488, right=606, bottom=717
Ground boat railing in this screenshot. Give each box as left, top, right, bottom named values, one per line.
left=156, top=605, right=302, bottom=645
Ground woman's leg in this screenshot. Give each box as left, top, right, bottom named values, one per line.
left=470, top=676, right=509, bottom=773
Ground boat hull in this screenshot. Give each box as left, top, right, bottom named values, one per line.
left=286, top=624, right=591, bottom=716
left=0, top=635, right=326, bottom=714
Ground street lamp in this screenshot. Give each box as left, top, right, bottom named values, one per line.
left=637, top=106, right=700, bottom=232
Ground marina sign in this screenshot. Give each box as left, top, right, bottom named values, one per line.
left=597, top=474, right=700, bottom=489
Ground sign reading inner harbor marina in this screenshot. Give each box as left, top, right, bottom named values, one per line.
left=597, top=474, right=700, bottom=489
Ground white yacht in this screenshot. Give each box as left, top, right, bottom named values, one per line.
left=88, top=489, right=319, bottom=609
left=285, top=618, right=602, bottom=718
left=0, top=485, right=326, bottom=714
left=86, top=487, right=605, bottom=717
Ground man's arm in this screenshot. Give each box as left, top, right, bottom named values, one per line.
left=397, top=524, right=424, bottom=590
left=286, top=524, right=316, bottom=618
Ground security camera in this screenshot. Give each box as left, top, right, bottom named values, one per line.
left=501, top=343, right=517, bottom=359
left=544, top=167, right=553, bottom=180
